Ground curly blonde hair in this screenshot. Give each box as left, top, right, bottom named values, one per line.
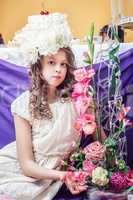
left=28, top=47, right=76, bottom=120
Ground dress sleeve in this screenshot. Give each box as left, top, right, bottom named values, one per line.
left=11, top=90, right=31, bottom=123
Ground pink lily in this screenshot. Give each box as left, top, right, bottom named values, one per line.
left=74, top=68, right=95, bottom=83
left=74, top=114, right=96, bottom=135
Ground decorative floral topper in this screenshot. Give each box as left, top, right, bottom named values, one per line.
left=10, top=13, right=73, bottom=65
left=29, top=47, right=39, bottom=64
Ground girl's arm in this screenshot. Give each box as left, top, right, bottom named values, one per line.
left=14, top=115, right=87, bottom=194
left=14, top=115, right=66, bottom=181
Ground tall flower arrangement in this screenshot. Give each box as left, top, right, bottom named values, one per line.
left=62, top=25, right=133, bottom=198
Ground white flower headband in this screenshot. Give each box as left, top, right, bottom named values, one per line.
left=10, top=12, right=73, bottom=65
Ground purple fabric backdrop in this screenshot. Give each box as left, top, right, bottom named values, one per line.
left=0, top=48, right=133, bottom=199
left=0, top=60, right=30, bottom=148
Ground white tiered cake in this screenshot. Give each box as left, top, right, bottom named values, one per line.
left=9, top=12, right=72, bottom=48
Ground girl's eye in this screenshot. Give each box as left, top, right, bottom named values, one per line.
left=61, top=63, right=68, bottom=68
left=48, top=61, right=55, bottom=65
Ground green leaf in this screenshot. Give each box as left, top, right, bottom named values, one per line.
left=109, top=68, right=116, bottom=96
left=87, top=23, right=95, bottom=65
left=83, top=60, right=91, bottom=64
left=87, top=37, right=91, bottom=46
left=109, top=54, right=120, bottom=64
left=90, top=43, right=94, bottom=61
left=109, top=45, right=120, bottom=56
left=126, top=186, right=133, bottom=192
left=83, top=53, right=92, bottom=64
left=89, top=23, right=94, bottom=44
left=104, top=137, right=117, bottom=148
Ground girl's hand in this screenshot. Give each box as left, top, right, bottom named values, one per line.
left=65, top=176, right=88, bottom=194
left=64, top=171, right=88, bottom=195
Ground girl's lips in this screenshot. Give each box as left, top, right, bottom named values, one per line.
left=52, top=75, right=61, bottom=79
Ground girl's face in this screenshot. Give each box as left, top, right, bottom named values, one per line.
left=41, top=49, right=68, bottom=88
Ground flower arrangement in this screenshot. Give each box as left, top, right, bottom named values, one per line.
left=62, top=24, right=133, bottom=199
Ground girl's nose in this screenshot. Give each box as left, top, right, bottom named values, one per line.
left=55, top=64, right=61, bottom=73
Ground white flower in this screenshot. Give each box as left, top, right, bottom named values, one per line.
left=92, top=167, right=109, bottom=186
left=29, top=47, right=39, bottom=64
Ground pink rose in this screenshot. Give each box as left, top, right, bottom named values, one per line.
left=83, top=141, right=106, bottom=161
left=83, top=160, right=96, bottom=176
left=66, top=171, right=88, bottom=185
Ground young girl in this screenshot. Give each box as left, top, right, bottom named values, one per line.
left=0, top=13, right=87, bottom=200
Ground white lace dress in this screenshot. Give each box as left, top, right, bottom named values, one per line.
left=0, top=91, right=80, bottom=200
